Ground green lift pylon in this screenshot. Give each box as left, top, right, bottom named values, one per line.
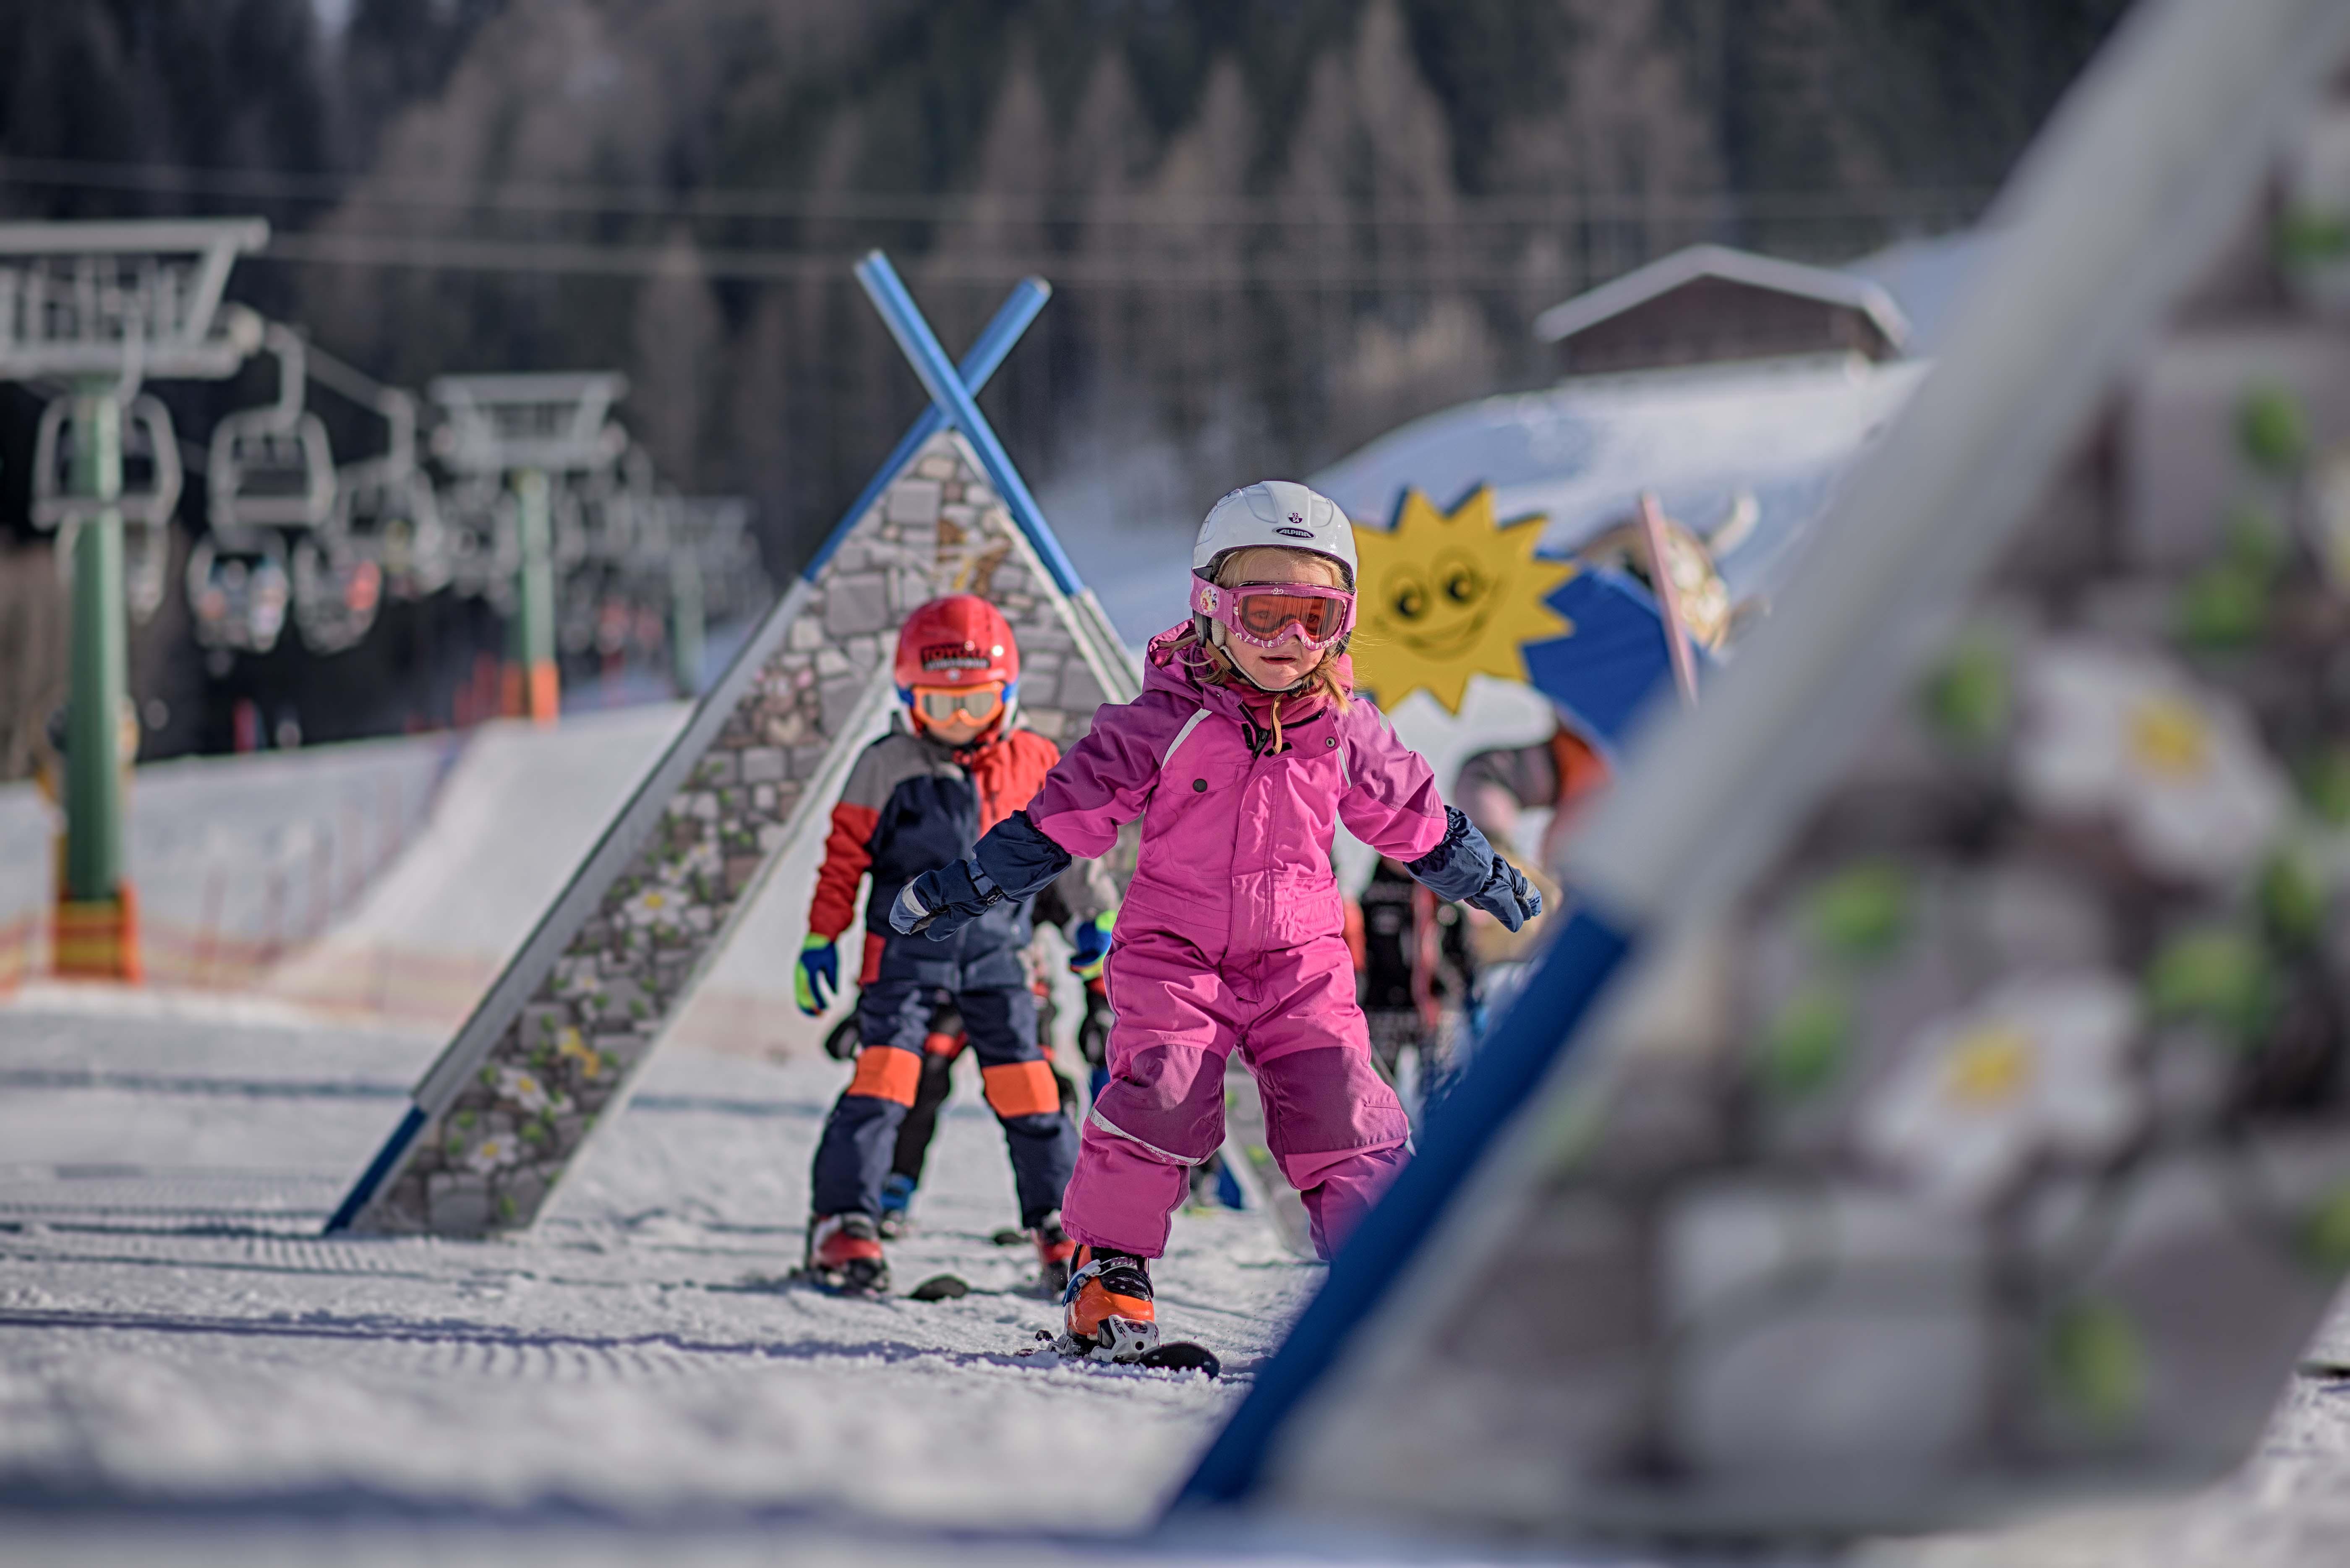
left=513, top=467, right=557, bottom=723
left=0, top=219, right=268, bottom=980
left=58, top=386, right=131, bottom=972
left=429, top=373, right=629, bottom=728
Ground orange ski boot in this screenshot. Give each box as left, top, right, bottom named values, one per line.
left=1061, top=1244, right=1157, bottom=1361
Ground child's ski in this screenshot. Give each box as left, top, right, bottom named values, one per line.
left=1020, top=1330, right=1221, bottom=1378
left=736, top=1269, right=973, bottom=1302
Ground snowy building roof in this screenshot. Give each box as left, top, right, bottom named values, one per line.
left=1846, top=229, right=1999, bottom=352
left=1532, top=243, right=1912, bottom=373
left=1312, top=351, right=1930, bottom=604
left=1058, top=353, right=1927, bottom=656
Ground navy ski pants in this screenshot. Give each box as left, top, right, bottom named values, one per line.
left=809, top=973, right=1076, bottom=1229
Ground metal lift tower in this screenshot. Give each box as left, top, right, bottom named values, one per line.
left=0, top=219, right=267, bottom=980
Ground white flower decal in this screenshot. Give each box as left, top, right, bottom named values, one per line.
left=621, top=887, right=676, bottom=928
left=463, top=1135, right=521, bottom=1175
left=494, top=1066, right=566, bottom=1116
left=1858, top=973, right=2142, bottom=1211
left=2013, top=641, right=2288, bottom=886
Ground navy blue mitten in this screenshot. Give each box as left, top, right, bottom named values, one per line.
left=1405, top=806, right=1544, bottom=932
left=890, top=809, right=1077, bottom=942
left=889, top=856, right=1003, bottom=940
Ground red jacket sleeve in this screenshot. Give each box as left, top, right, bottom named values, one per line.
left=807, top=801, right=880, bottom=942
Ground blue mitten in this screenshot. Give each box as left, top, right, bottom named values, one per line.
left=1406, top=806, right=1544, bottom=932
left=888, top=856, right=1004, bottom=940
left=1467, top=854, right=1543, bottom=931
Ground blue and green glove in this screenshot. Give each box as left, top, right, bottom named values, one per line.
left=795, top=934, right=838, bottom=1015
left=1068, top=911, right=1115, bottom=980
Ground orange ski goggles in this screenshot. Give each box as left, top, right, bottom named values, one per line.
left=911, top=682, right=1005, bottom=724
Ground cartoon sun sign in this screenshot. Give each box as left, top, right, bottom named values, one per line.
left=1352, top=486, right=1575, bottom=713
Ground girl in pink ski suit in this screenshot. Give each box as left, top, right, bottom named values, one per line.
left=1038, top=624, right=1451, bottom=1258
left=891, top=480, right=1539, bottom=1355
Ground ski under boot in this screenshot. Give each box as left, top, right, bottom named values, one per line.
left=1060, top=1244, right=1157, bottom=1361
left=1033, top=1210, right=1077, bottom=1297
left=804, top=1212, right=889, bottom=1296
left=877, top=1173, right=918, bottom=1239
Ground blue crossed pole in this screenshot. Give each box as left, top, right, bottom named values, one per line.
left=803, top=266, right=1053, bottom=582
left=851, top=252, right=1088, bottom=599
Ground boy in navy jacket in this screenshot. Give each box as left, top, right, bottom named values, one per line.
left=794, top=595, right=1112, bottom=1295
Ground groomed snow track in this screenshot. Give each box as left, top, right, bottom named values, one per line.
left=0, top=993, right=1319, bottom=1556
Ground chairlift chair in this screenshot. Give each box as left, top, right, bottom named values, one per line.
left=547, top=455, right=658, bottom=670
left=439, top=475, right=521, bottom=613
left=677, top=497, right=768, bottom=624
left=290, top=531, right=384, bottom=655
left=315, top=374, right=451, bottom=602
left=31, top=392, right=185, bottom=623
left=558, top=556, right=650, bottom=669
left=571, top=443, right=658, bottom=567
left=206, top=317, right=336, bottom=535
left=185, top=530, right=291, bottom=656
left=334, top=467, right=449, bottom=601
left=549, top=477, right=592, bottom=574
left=571, top=477, right=637, bottom=571
left=623, top=485, right=683, bottom=592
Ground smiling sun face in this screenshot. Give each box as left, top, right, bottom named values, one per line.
left=1353, top=486, right=1575, bottom=714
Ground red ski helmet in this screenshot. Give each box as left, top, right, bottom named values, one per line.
left=894, top=594, right=1019, bottom=704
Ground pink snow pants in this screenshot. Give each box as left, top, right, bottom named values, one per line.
left=1061, top=927, right=1411, bottom=1260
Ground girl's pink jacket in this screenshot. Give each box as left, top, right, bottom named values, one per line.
left=1026, top=627, right=1451, bottom=953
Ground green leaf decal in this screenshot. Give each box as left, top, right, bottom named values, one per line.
left=1760, top=984, right=1852, bottom=1097
left=1807, top=861, right=1912, bottom=961
left=2050, top=1300, right=2146, bottom=1432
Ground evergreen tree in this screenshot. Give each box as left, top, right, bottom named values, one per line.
left=340, top=0, right=505, bottom=167
left=0, top=0, right=334, bottom=221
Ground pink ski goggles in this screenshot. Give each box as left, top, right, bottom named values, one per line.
left=1190, top=577, right=1357, bottom=651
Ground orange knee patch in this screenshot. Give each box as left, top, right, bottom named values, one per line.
left=982, top=1059, right=1062, bottom=1118
left=849, top=1046, right=921, bottom=1105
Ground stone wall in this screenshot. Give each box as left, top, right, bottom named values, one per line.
left=355, top=432, right=1123, bottom=1234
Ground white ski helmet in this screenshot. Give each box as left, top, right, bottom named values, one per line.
left=1193, top=480, right=1356, bottom=588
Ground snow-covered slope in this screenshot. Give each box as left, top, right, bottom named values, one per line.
left=0, top=733, right=453, bottom=988
left=256, top=696, right=1096, bottom=1063
left=0, top=992, right=1300, bottom=1532
left=264, top=706, right=687, bottom=1025
left=5, top=989, right=2350, bottom=1565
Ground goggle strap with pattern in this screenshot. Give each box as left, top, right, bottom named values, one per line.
left=1190, top=577, right=1357, bottom=650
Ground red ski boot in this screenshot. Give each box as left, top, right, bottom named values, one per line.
left=804, top=1212, right=889, bottom=1297
left=1034, top=1210, right=1077, bottom=1297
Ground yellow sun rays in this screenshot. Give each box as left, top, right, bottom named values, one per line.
left=1351, top=486, right=1575, bottom=714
